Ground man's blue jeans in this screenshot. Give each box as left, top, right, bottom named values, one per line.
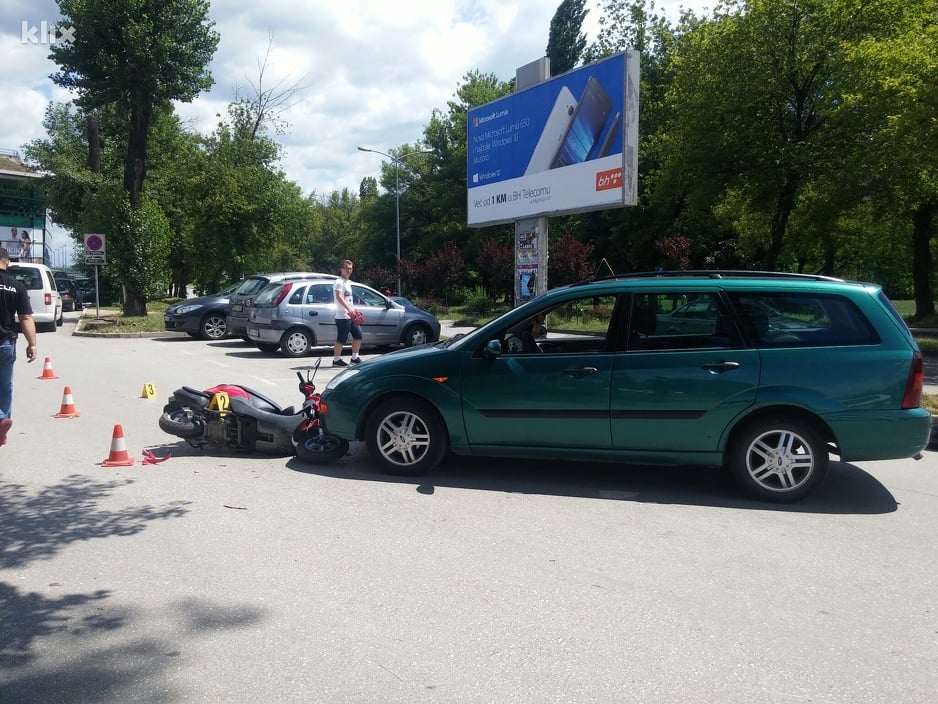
left=0, top=340, right=15, bottom=420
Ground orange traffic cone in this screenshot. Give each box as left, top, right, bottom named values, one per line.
left=101, top=424, right=135, bottom=467
left=37, top=357, right=59, bottom=380
left=54, top=386, right=81, bottom=418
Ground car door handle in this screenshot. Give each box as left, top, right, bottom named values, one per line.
left=564, top=366, right=599, bottom=378
left=701, top=361, right=740, bottom=373
left=308, top=311, right=318, bottom=317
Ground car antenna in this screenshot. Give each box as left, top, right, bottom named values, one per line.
left=593, top=257, right=616, bottom=279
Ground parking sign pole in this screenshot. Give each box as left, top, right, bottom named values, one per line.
left=83, top=233, right=106, bottom=317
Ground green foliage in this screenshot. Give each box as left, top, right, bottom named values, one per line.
left=51, top=0, right=218, bottom=109
left=547, top=0, right=589, bottom=75
left=81, top=189, right=172, bottom=308
left=462, top=286, right=494, bottom=318
left=45, top=0, right=218, bottom=314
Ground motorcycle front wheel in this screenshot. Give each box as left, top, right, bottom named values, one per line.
left=295, top=431, right=349, bottom=464
left=158, top=407, right=203, bottom=439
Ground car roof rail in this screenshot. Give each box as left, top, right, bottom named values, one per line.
left=571, top=270, right=844, bottom=286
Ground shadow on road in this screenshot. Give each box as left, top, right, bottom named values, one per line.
left=287, top=451, right=899, bottom=516
left=0, top=477, right=266, bottom=702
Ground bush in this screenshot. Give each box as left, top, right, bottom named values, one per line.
left=463, top=286, right=493, bottom=319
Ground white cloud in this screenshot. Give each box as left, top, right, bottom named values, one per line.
left=0, top=0, right=711, bottom=200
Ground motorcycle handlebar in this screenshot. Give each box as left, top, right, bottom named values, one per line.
left=297, top=370, right=315, bottom=395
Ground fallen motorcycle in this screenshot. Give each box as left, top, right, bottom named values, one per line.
left=158, top=359, right=348, bottom=462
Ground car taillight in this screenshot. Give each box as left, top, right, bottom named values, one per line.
left=271, top=283, right=293, bottom=307
left=44, top=292, right=52, bottom=306
left=902, top=351, right=924, bottom=409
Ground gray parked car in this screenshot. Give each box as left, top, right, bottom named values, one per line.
left=227, top=271, right=336, bottom=341
left=164, top=282, right=240, bottom=340
left=247, top=278, right=441, bottom=356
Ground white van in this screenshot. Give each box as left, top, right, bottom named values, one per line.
left=7, top=262, right=64, bottom=332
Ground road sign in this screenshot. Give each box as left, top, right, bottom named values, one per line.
left=83, top=233, right=106, bottom=265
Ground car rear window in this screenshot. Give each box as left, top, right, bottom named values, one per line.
left=728, top=292, right=879, bottom=347
left=252, top=283, right=286, bottom=306
left=877, top=290, right=911, bottom=333
left=10, top=268, right=42, bottom=290
left=234, top=277, right=270, bottom=297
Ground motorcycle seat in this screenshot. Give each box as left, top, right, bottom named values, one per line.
left=182, top=386, right=211, bottom=400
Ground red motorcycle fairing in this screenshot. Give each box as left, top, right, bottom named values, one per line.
left=203, top=384, right=252, bottom=401
left=203, top=384, right=292, bottom=415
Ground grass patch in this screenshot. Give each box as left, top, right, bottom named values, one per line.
left=893, top=300, right=938, bottom=328
left=77, top=301, right=170, bottom=334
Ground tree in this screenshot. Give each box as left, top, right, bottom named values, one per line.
left=175, top=102, right=288, bottom=287
left=233, top=31, right=308, bottom=141
left=660, top=0, right=898, bottom=272
left=549, top=232, right=595, bottom=284
left=476, top=237, right=515, bottom=302
left=423, top=241, right=465, bottom=305
left=50, top=0, right=219, bottom=314
left=576, top=0, right=699, bottom=272
left=837, top=0, right=938, bottom=318
left=547, top=0, right=589, bottom=76
left=416, top=71, right=515, bottom=292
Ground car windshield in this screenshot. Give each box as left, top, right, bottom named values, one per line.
left=214, top=283, right=240, bottom=297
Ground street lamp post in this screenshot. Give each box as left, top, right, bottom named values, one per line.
left=357, top=146, right=433, bottom=297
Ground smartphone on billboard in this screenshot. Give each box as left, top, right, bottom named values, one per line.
left=525, top=86, right=577, bottom=175
left=550, top=76, right=614, bottom=169
left=593, top=111, right=621, bottom=159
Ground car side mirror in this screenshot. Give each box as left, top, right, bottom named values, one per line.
left=484, top=339, right=503, bottom=357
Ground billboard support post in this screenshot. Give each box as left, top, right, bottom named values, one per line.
left=514, top=58, right=550, bottom=308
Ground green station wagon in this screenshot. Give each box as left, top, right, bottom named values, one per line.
left=320, top=271, right=929, bottom=502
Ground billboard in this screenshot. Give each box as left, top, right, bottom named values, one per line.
left=467, top=51, right=639, bottom=227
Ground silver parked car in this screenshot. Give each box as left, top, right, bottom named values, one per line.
left=247, top=278, right=441, bottom=357
left=227, top=271, right=337, bottom=341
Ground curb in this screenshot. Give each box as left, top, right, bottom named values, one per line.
left=72, top=330, right=179, bottom=339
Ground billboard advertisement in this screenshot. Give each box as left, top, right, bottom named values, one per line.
left=467, top=51, right=639, bottom=227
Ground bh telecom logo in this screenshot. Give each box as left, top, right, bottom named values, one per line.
left=21, top=20, right=75, bottom=45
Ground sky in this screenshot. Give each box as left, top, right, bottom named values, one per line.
left=1, top=0, right=711, bottom=206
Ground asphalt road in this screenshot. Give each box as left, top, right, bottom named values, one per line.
left=1, top=312, right=936, bottom=703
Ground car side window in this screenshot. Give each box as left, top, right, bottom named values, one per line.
left=629, top=292, right=735, bottom=351
left=288, top=285, right=306, bottom=305
left=307, top=284, right=333, bottom=304
left=504, top=295, right=617, bottom=355
left=352, top=286, right=384, bottom=307
left=729, top=292, right=879, bottom=347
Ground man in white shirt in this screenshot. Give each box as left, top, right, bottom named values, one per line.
left=332, top=259, right=363, bottom=367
